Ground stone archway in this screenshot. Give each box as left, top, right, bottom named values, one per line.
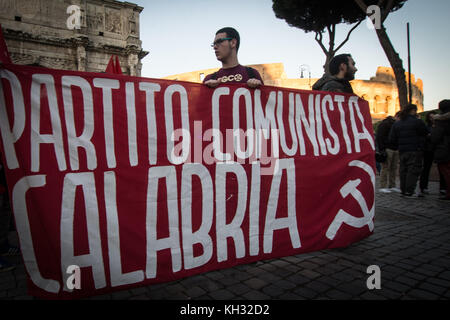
left=385, top=96, right=392, bottom=114
left=362, top=94, right=375, bottom=114
left=374, top=95, right=382, bottom=113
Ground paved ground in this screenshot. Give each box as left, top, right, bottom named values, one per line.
left=1, top=177, right=449, bottom=301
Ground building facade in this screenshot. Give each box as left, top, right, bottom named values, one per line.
left=0, top=0, right=148, bottom=75
left=163, top=63, right=424, bottom=122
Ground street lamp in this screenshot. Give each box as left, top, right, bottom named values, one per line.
left=300, top=64, right=311, bottom=89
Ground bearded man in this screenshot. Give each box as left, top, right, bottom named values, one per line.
left=312, top=54, right=358, bottom=94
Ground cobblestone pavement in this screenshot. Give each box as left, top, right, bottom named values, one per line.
left=1, top=178, right=449, bottom=301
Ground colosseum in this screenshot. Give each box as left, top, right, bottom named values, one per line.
left=163, top=63, right=424, bottom=123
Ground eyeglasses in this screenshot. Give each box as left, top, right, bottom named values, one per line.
left=211, top=38, right=232, bottom=47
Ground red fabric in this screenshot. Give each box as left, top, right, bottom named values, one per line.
left=0, top=24, right=12, bottom=64
left=114, top=55, right=122, bottom=74
left=105, top=55, right=122, bottom=74
left=0, top=63, right=375, bottom=299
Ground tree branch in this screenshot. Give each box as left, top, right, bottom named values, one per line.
left=334, top=19, right=364, bottom=53
left=382, top=0, right=395, bottom=23
left=354, top=0, right=393, bottom=26
left=326, top=24, right=332, bottom=36
left=354, top=0, right=368, bottom=13
left=315, top=31, right=329, bottom=55
left=327, top=24, right=335, bottom=51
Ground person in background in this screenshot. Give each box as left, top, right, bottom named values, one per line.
left=203, top=27, right=263, bottom=89
left=374, top=135, right=382, bottom=175
left=376, top=112, right=401, bottom=193
left=419, top=111, right=437, bottom=195
left=431, top=104, right=450, bottom=122
left=431, top=100, right=450, bottom=195
left=430, top=100, right=450, bottom=200
left=312, top=54, right=357, bottom=94
left=389, top=104, right=428, bottom=197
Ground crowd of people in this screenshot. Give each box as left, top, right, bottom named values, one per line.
left=375, top=101, right=450, bottom=200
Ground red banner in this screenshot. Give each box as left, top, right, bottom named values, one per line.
left=0, top=64, right=375, bottom=299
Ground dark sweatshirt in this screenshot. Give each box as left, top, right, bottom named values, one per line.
left=312, top=74, right=354, bottom=94
left=389, top=115, right=428, bottom=153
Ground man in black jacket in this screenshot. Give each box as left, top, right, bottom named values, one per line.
left=389, top=104, right=428, bottom=197
left=376, top=113, right=400, bottom=193
left=312, top=54, right=357, bottom=94
left=431, top=100, right=450, bottom=200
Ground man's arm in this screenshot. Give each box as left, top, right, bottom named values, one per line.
left=431, top=112, right=450, bottom=121
left=247, top=78, right=262, bottom=88
left=388, top=124, right=398, bottom=149
left=203, top=73, right=221, bottom=88
left=375, top=122, right=387, bottom=150
left=417, top=118, right=429, bottom=136
left=204, top=79, right=220, bottom=88
left=247, top=67, right=263, bottom=88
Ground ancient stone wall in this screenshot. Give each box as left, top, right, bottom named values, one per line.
left=0, top=0, right=148, bottom=75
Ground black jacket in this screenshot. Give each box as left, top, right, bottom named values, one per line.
left=312, top=75, right=354, bottom=94
left=430, top=118, right=450, bottom=163
left=376, top=117, right=397, bottom=151
left=389, top=115, right=428, bottom=153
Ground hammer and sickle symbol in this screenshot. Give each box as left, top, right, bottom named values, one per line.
left=326, top=160, right=375, bottom=240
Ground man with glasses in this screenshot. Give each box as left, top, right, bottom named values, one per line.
left=203, top=27, right=263, bottom=88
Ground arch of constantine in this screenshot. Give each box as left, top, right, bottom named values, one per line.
left=0, top=0, right=148, bottom=76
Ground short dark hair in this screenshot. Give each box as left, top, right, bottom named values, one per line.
left=438, top=99, right=450, bottom=113
left=329, top=54, right=352, bottom=76
left=400, top=104, right=417, bottom=120
left=216, top=27, right=240, bottom=52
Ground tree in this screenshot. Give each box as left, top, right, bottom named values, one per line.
left=272, top=0, right=366, bottom=74
left=353, top=0, right=409, bottom=109
left=272, top=0, right=409, bottom=109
